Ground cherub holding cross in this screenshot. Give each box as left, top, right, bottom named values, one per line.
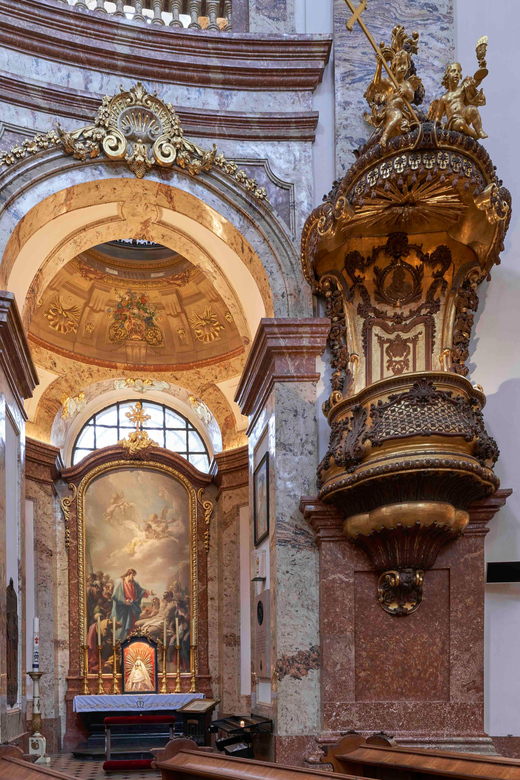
left=343, top=0, right=422, bottom=146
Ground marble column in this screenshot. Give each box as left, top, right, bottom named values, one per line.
left=0, top=292, right=38, bottom=745
left=211, top=446, right=250, bottom=716
left=235, top=318, right=329, bottom=765
left=25, top=439, right=63, bottom=753
left=334, top=0, right=455, bottom=176
left=300, top=489, right=512, bottom=757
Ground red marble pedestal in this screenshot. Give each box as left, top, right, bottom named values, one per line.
left=300, top=490, right=511, bottom=758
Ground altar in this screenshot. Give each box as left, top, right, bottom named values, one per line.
left=71, top=693, right=205, bottom=760
left=73, top=693, right=204, bottom=713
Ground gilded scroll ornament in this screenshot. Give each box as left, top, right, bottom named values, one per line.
left=60, top=483, right=77, bottom=551
left=53, top=82, right=267, bottom=198
left=197, top=488, right=214, bottom=556
left=0, top=83, right=268, bottom=199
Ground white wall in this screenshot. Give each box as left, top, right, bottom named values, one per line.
left=456, top=0, right=520, bottom=737
left=294, top=0, right=335, bottom=208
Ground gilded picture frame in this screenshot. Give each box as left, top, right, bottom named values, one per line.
left=76, top=460, right=198, bottom=675
left=253, top=452, right=269, bottom=546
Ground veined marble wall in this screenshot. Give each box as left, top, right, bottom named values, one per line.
left=333, top=0, right=454, bottom=175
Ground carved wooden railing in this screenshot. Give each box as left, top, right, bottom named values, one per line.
left=57, top=0, right=232, bottom=30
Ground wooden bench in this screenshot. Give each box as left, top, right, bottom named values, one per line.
left=0, top=746, right=74, bottom=780
left=321, top=735, right=520, bottom=780
left=154, top=741, right=368, bottom=780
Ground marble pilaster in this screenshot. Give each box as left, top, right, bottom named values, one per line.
left=235, top=318, right=329, bottom=762
left=0, top=292, right=38, bottom=745
left=25, top=438, right=62, bottom=753
left=212, top=447, right=249, bottom=716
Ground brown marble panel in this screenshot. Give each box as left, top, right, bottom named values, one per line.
left=354, top=569, right=450, bottom=702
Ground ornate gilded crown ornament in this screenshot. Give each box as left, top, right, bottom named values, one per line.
left=302, top=2, right=511, bottom=615
left=0, top=83, right=268, bottom=200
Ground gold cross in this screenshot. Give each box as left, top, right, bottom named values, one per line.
left=345, top=0, right=367, bottom=31
left=342, top=0, right=420, bottom=126
left=125, top=401, right=151, bottom=432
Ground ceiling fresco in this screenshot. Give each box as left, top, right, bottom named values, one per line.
left=28, top=241, right=246, bottom=370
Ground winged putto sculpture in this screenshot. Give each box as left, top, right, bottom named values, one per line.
left=364, top=25, right=424, bottom=147
left=428, top=36, right=489, bottom=140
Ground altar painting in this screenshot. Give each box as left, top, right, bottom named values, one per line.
left=123, top=639, right=157, bottom=693
left=84, top=467, right=192, bottom=674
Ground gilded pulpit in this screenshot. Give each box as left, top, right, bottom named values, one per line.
left=301, top=3, right=511, bottom=752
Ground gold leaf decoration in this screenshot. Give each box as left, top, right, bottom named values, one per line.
left=44, top=296, right=80, bottom=334
left=189, top=307, right=225, bottom=343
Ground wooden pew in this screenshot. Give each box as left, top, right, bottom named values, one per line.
left=321, top=735, right=520, bottom=780
left=0, top=746, right=74, bottom=779
left=154, top=740, right=368, bottom=780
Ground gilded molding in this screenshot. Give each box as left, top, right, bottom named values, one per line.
left=197, top=488, right=214, bottom=556
left=59, top=483, right=77, bottom=551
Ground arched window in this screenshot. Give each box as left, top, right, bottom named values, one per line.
left=72, top=400, right=211, bottom=472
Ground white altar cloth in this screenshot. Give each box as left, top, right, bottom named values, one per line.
left=73, top=693, right=204, bottom=713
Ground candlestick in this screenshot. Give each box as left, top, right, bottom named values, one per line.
left=175, top=642, right=181, bottom=693
left=27, top=671, right=50, bottom=764
left=189, top=644, right=197, bottom=693
left=111, top=638, right=120, bottom=695
left=81, top=644, right=89, bottom=695
left=32, top=617, right=39, bottom=670
left=160, top=642, right=168, bottom=694
left=96, top=647, right=105, bottom=695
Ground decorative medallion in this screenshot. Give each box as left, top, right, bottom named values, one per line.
left=44, top=296, right=80, bottom=334
left=189, top=307, right=225, bottom=343
left=108, top=289, right=163, bottom=346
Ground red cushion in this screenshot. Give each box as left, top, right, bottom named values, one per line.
left=103, top=759, right=153, bottom=771
left=104, top=715, right=176, bottom=725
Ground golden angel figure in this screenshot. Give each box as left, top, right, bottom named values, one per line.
left=364, top=26, right=423, bottom=147
left=428, top=37, right=489, bottom=140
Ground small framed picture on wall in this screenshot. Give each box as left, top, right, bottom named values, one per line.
left=253, top=452, right=269, bottom=546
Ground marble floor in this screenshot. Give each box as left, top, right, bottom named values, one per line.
left=49, top=753, right=160, bottom=780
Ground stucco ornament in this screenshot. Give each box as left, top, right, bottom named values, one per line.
left=54, top=82, right=267, bottom=198
left=0, top=82, right=268, bottom=199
